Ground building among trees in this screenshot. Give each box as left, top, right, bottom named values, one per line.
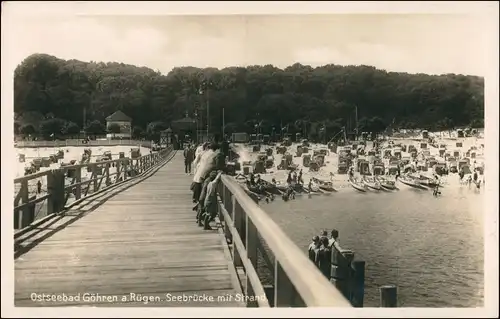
left=106, top=110, right=132, bottom=139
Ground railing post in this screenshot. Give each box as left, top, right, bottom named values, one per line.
left=231, top=196, right=243, bottom=267
left=123, top=159, right=128, bottom=180
left=331, top=249, right=353, bottom=300
left=246, top=217, right=258, bottom=267
left=245, top=215, right=258, bottom=307
left=105, top=163, right=111, bottom=186
left=74, top=167, right=82, bottom=200
left=274, top=261, right=296, bottom=307
left=47, top=170, right=65, bottom=214
left=92, top=164, right=98, bottom=192
left=223, top=186, right=233, bottom=243
left=116, top=161, right=121, bottom=182
left=16, top=180, right=30, bottom=229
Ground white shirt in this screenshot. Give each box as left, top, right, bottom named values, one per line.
left=193, top=146, right=206, bottom=173
left=329, top=238, right=338, bottom=247
left=195, top=145, right=204, bottom=158
left=193, top=150, right=215, bottom=183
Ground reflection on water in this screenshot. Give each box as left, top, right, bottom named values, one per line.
left=264, top=185, right=484, bottom=307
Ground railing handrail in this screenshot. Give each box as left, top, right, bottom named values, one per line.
left=15, top=139, right=152, bottom=148
left=14, top=149, right=165, bottom=184
left=220, top=175, right=352, bottom=307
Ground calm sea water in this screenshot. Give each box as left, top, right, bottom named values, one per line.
left=263, top=184, right=484, bottom=307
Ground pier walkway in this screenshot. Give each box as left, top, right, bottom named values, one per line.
left=14, top=148, right=353, bottom=308
left=15, top=153, right=244, bottom=307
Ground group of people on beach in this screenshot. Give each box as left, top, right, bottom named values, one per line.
left=308, top=229, right=339, bottom=278
left=187, top=141, right=227, bottom=230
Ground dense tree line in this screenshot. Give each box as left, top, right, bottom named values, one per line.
left=14, top=53, right=484, bottom=141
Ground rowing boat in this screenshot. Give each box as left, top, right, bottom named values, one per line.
left=376, top=176, right=398, bottom=190
left=398, top=175, right=428, bottom=190
left=349, top=177, right=367, bottom=192
left=363, top=175, right=382, bottom=191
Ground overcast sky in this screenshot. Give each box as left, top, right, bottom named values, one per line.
left=2, top=2, right=498, bottom=77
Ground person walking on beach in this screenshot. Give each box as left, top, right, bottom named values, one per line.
left=459, top=169, right=465, bottom=183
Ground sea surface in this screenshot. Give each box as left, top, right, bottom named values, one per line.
left=263, top=183, right=484, bottom=307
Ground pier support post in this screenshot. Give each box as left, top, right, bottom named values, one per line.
left=379, top=285, right=398, bottom=307
left=74, top=167, right=82, bottom=200
left=232, top=196, right=243, bottom=268
left=47, top=170, right=65, bottom=214
left=351, top=260, right=365, bottom=307
left=330, top=249, right=353, bottom=300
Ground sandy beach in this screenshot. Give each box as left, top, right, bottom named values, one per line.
left=231, top=131, right=485, bottom=193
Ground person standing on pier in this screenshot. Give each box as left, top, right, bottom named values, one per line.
left=183, top=144, right=195, bottom=175
left=328, top=229, right=339, bottom=247
left=202, top=170, right=223, bottom=230
left=193, top=142, right=209, bottom=175
left=308, top=236, right=320, bottom=263
left=191, top=143, right=216, bottom=203
left=316, top=237, right=332, bottom=278
left=196, top=170, right=217, bottom=226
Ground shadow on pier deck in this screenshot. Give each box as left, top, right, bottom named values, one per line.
left=14, top=153, right=245, bottom=307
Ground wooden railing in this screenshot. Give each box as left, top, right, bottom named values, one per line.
left=13, top=147, right=173, bottom=232
left=216, top=176, right=353, bottom=308
left=15, top=139, right=153, bottom=148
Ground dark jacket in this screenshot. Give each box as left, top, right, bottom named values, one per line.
left=213, top=150, right=226, bottom=172
left=316, top=247, right=332, bottom=278
left=184, top=148, right=195, bottom=162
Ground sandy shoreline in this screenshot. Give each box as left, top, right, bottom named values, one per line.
left=231, top=135, right=485, bottom=193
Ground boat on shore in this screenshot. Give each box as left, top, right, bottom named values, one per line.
left=398, top=175, right=428, bottom=190
left=376, top=176, right=398, bottom=190
left=410, top=174, right=441, bottom=188
left=363, top=175, right=382, bottom=191
left=349, top=177, right=367, bottom=192
left=311, top=177, right=337, bottom=192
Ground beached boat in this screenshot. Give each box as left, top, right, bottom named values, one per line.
left=362, top=175, right=382, bottom=191
left=319, top=181, right=336, bottom=192
left=309, top=182, right=321, bottom=193
left=398, top=175, right=428, bottom=190
left=311, top=177, right=337, bottom=192
left=413, top=174, right=440, bottom=188
left=349, top=177, right=367, bottom=192
left=376, top=176, right=398, bottom=190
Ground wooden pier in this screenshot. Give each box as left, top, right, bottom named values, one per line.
left=13, top=148, right=354, bottom=308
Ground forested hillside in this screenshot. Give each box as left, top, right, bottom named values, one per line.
left=14, top=53, right=484, bottom=140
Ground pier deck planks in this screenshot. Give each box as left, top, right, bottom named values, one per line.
left=15, top=153, right=244, bottom=307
